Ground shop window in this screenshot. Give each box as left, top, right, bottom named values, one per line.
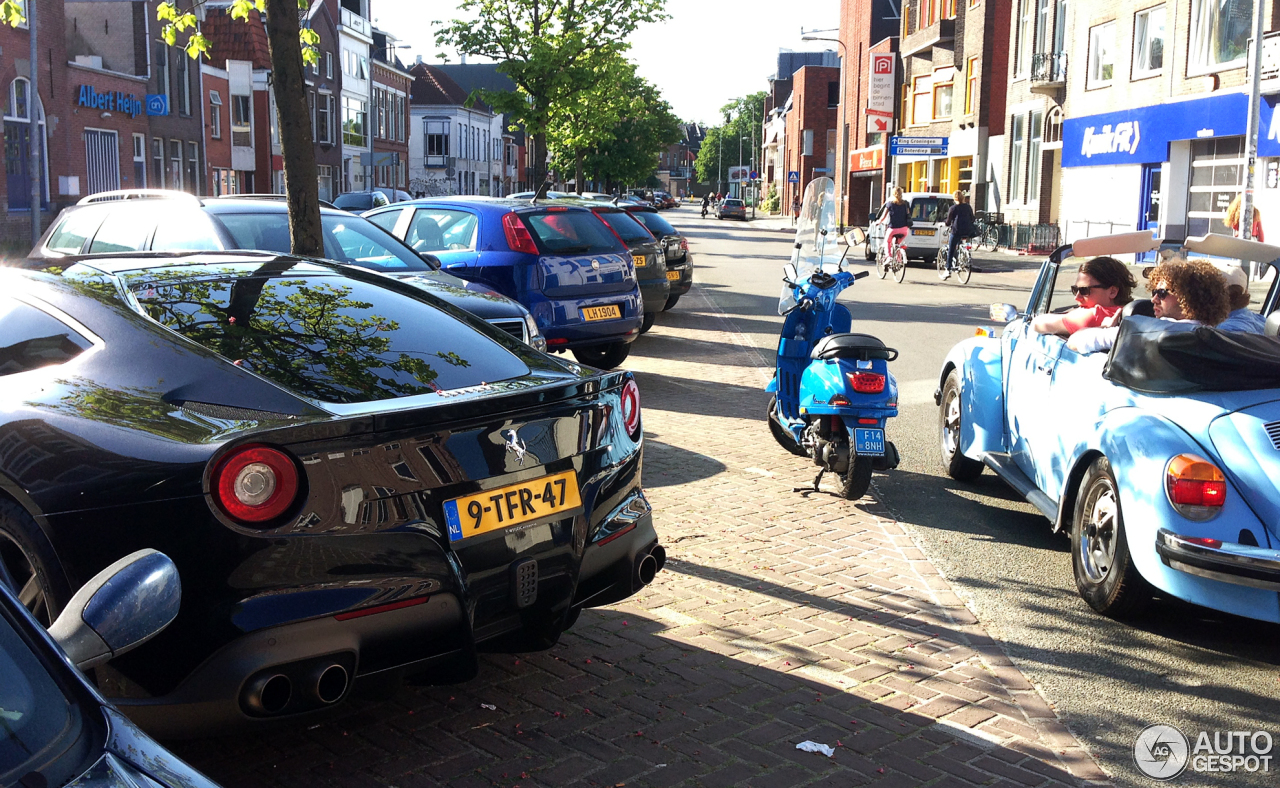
left=958, top=156, right=973, bottom=196
left=911, top=76, right=932, bottom=126
left=210, top=90, right=222, bottom=138
left=1015, top=0, right=1033, bottom=76
left=1088, top=21, right=1116, bottom=86
left=1134, top=5, right=1165, bottom=78
left=1189, top=0, right=1251, bottom=73
left=152, top=138, right=164, bottom=188
left=1010, top=113, right=1026, bottom=202
left=231, top=95, right=252, bottom=147
left=1027, top=111, right=1044, bottom=200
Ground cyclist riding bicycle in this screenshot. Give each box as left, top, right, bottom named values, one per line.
left=877, top=187, right=911, bottom=257
left=942, top=190, right=976, bottom=281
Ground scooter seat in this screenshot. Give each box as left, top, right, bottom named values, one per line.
left=810, top=333, right=899, bottom=361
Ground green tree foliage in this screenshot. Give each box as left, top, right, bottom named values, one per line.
left=434, top=0, right=667, bottom=184
left=578, top=73, right=680, bottom=188
left=694, top=91, right=767, bottom=187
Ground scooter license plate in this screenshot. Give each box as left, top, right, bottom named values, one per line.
left=854, top=428, right=886, bottom=456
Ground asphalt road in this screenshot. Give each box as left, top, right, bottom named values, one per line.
left=664, top=203, right=1280, bottom=787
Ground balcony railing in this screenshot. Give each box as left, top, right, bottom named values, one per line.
left=1030, top=51, right=1068, bottom=86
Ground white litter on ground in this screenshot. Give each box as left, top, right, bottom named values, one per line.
left=795, top=741, right=835, bottom=757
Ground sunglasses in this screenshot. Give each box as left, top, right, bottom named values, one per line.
left=1070, top=284, right=1107, bottom=296
left=1150, top=288, right=1175, bottom=300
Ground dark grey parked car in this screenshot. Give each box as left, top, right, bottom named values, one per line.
left=1, top=549, right=221, bottom=787
left=29, top=191, right=546, bottom=350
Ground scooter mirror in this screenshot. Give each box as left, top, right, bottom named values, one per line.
left=847, top=227, right=867, bottom=246
left=990, top=303, right=1019, bottom=323
left=782, top=263, right=798, bottom=283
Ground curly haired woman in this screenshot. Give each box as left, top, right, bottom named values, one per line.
left=1067, top=258, right=1230, bottom=353
left=1225, top=195, right=1264, bottom=243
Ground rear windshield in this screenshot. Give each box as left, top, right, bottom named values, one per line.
left=522, top=211, right=625, bottom=255
left=128, top=270, right=528, bottom=404
left=595, top=210, right=655, bottom=244
left=630, top=211, right=677, bottom=237
left=333, top=193, right=372, bottom=210
left=214, top=213, right=431, bottom=272
left=724, top=200, right=744, bottom=207
left=911, top=197, right=954, bottom=223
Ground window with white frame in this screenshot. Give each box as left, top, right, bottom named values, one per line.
left=132, top=133, right=146, bottom=188
left=1034, top=0, right=1052, bottom=54
left=933, top=69, right=955, bottom=119
left=178, top=54, right=191, bottom=116
left=317, top=93, right=333, bottom=143
left=326, top=51, right=333, bottom=79
left=1027, top=110, right=1044, bottom=199
left=1009, top=113, right=1025, bottom=202
left=426, top=120, right=449, bottom=164
left=231, top=94, right=252, bottom=146
left=1088, top=21, right=1116, bottom=86
left=152, top=138, right=164, bottom=187
left=210, top=90, right=222, bottom=138
left=911, top=76, right=932, bottom=125
left=157, top=45, right=170, bottom=105
left=343, top=96, right=367, bottom=146
left=1014, top=0, right=1033, bottom=76
left=1189, top=0, right=1250, bottom=72
left=1133, top=5, right=1165, bottom=77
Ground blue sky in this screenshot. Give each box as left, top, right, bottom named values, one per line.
left=373, top=0, right=841, bottom=124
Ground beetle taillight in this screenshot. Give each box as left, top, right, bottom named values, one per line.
left=848, top=372, right=886, bottom=393
left=502, top=212, right=539, bottom=255
left=1166, top=454, right=1226, bottom=520
left=211, top=444, right=300, bottom=524
left=621, top=378, right=641, bottom=438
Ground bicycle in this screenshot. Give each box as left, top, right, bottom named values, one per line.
left=935, top=230, right=974, bottom=284
left=973, top=211, right=1000, bottom=252
left=876, top=233, right=908, bottom=283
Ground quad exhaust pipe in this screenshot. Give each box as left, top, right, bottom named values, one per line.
left=311, top=662, right=349, bottom=705
left=244, top=660, right=350, bottom=716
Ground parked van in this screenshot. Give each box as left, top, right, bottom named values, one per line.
left=865, top=192, right=956, bottom=261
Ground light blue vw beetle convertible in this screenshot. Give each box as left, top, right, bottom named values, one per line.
left=937, top=231, right=1280, bottom=622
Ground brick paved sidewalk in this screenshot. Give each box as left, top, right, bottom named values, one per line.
left=174, top=285, right=1111, bottom=788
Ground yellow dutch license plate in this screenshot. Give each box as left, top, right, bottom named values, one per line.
left=581, top=305, right=621, bottom=321
left=443, top=470, right=581, bottom=542
left=914, top=228, right=936, bottom=236
left=632, top=254, right=648, bottom=268
left=666, top=270, right=680, bottom=281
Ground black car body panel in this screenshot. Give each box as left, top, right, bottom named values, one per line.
left=622, top=206, right=692, bottom=299
left=0, top=255, right=658, bottom=734
left=550, top=200, right=670, bottom=314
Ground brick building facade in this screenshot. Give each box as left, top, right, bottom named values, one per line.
left=838, top=0, right=900, bottom=225
left=782, top=65, right=841, bottom=214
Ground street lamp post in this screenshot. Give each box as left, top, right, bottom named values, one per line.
left=28, top=0, right=40, bottom=246
left=801, top=28, right=848, bottom=235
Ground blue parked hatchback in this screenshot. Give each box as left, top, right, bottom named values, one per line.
left=366, top=197, right=643, bottom=368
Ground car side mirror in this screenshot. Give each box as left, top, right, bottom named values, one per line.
left=419, top=252, right=442, bottom=267
left=782, top=263, right=798, bottom=284
left=847, top=227, right=867, bottom=246
left=990, top=303, right=1019, bottom=323
left=48, top=549, right=181, bottom=671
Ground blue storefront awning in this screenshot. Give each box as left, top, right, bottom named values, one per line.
left=1062, top=93, right=1280, bottom=167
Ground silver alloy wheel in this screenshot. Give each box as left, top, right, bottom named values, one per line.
left=0, top=531, right=49, bottom=626
left=1079, top=477, right=1119, bottom=583
left=942, top=388, right=962, bottom=457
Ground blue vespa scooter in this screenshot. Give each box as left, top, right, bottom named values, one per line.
left=766, top=177, right=900, bottom=499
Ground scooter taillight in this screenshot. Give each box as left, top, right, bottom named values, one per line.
left=848, top=372, right=886, bottom=394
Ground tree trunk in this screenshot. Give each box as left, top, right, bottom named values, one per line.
left=262, top=0, right=323, bottom=257
left=574, top=149, right=584, bottom=194
left=532, top=131, right=548, bottom=187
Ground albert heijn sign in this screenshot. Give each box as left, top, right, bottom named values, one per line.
left=77, top=85, right=143, bottom=118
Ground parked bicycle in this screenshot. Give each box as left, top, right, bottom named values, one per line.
left=876, top=232, right=908, bottom=283
left=935, top=228, right=974, bottom=284
left=973, top=211, right=1001, bottom=252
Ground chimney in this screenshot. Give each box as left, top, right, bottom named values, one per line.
left=461, top=53, right=467, bottom=64
left=415, top=54, right=423, bottom=64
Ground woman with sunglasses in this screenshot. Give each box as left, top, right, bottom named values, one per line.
left=1032, top=256, right=1137, bottom=336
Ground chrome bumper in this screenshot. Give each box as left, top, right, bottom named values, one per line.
left=1156, top=529, right=1280, bottom=591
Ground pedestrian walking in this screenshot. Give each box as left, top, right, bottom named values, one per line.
left=792, top=193, right=802, bottom=224
left=1226, top=195, right=1264, bottom=242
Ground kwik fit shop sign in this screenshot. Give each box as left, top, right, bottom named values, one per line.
left=1063, top=92, right=1280, bottom=167
left=77, top=85, right=143, bottom=118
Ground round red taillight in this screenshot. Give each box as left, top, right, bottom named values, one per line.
left=621, top=379, right=641, bottom=438
left=211, top=444, right=300, bottom=524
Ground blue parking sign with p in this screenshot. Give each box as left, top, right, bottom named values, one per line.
left=787, top=171, right=799, bottom=183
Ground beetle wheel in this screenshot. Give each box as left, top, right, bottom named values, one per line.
left=1071, top=457, right=1151, bottom=618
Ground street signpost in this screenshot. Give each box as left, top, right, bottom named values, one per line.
left=787, top=171, right=800, bottom=183
left=889, top=136, right=949, bottom=157
left=867, top=53, right=895, bottom=121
